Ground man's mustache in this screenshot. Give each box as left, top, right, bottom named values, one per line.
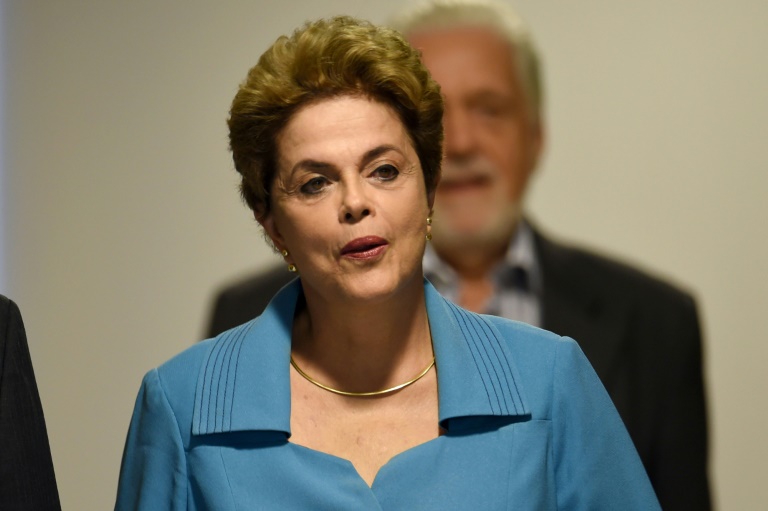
left=439, top=157, right=497, bottom=186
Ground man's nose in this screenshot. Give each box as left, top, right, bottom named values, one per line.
left=443, top=108, right=475, bottom=158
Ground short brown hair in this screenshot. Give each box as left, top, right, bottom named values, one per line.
left=228, top=15, right=444, bottom=219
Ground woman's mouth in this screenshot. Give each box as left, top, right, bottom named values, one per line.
left=341, top=236, right=388, bottom=260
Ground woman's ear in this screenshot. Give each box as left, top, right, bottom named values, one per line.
left=256, top=209, right=286, bottom=252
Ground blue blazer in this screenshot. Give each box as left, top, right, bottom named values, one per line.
left=206, top=224, right=710, bottom=510
left=116, top=279, right=659, bottom=510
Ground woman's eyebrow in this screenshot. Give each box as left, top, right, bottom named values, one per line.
left=289, top=159, right=332, bottom=175
left=289, top=144, right=405, bottom=175
left=359, top=144, right=403, bottom=167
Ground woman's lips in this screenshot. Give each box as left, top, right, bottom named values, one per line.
left=341, top=236, right=388, bottom=260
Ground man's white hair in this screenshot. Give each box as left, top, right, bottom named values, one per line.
left=391, top=0, right=543, bottom=120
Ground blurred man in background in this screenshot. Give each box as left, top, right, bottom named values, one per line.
left=206, top=1, right=710, bottom=508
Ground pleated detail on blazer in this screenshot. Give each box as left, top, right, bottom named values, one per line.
left=444, top=301, right=528, bottom=416
left=193, top=322, right=253, bottom=435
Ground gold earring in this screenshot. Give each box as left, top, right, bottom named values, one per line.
left=279, top=249, right=296, bottom=272
left=426, top=215, right=433, bottom=240
left=426, top=216, right=432, bottom=226
left=426, top=233, right=432, bottom=241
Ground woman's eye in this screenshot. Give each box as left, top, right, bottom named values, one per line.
left=373, top=164, right=399, bottom=181
left=299, top=176, right=329, bottom=195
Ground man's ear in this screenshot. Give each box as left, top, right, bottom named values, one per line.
left=527, top=119, right=546, bottom=175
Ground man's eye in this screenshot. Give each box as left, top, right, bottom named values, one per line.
left=300, top=176, right=329, bottom=195
left=476, top=102, right=504, bottom=118
left=373, top=164, right=399, bottom=181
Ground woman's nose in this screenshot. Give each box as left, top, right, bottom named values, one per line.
left=339, top=180, right=372, bottom=223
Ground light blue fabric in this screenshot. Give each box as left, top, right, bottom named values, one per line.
left=115, top=279, right=660, bottom=510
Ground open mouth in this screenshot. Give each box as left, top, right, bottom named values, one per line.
left=341, top=236, right=388, bottom=259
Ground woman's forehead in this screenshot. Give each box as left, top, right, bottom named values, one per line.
left=276, top=96, right=417, bottom=171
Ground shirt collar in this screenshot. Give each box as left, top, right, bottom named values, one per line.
left=504, top=220, right=538, bottom=290
left=192, top=278, right=530, bottom=436
left=423, top=219, right=540, bottom=295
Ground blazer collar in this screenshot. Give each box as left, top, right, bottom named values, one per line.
left=192, top=278, right=530, bottom=436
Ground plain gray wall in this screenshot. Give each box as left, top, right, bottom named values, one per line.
left=3, top=1, right=767, bottom=509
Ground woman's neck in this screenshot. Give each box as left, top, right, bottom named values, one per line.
left=290, top=277, right=433, bottom=394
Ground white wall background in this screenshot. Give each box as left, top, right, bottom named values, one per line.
left=3, top=1, right=767, bottom=509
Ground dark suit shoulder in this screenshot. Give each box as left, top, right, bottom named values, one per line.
left=531, top=227, right=710, bottom=509
left=0, top=294, right=17, bottom=332
left=205, top=266, right=296, bottom=338
left=535, top=230, right=696, bottom=310
left=533, top=226, right=703, bottom=399
left=215, top=266, right=295, bottom=301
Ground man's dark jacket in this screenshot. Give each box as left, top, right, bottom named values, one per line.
left=205, top=227, right=711, bottom=510
left=0, top=295, right=61, bottom=511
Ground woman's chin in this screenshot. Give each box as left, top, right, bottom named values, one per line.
left=309, top=267, right=422, bottom=307
left=339, top=277, right=405, bottom=304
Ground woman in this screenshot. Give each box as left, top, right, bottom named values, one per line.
left=116, top=16, right=660, bottom=510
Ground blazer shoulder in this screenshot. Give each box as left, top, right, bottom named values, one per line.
left=482, top=313, right=579, bottom=373
left=479, top=312, right=595, bottom=417
left=0, top=293, right=11, bottom=312
left=484, top=313, right=565, bottom=347
left=0, top=294, right=19, bottom=332
left=157, top=320, right=256, bottom=392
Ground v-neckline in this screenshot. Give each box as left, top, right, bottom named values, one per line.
left=288, top=433, right=446, bottom=489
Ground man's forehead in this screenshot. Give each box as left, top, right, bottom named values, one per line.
left=409, top=27, right=521, bottom=94
left=408, top=24, right=510, bottom=52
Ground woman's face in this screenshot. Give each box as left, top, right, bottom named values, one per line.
left=261, top=95, right=434, bottom=305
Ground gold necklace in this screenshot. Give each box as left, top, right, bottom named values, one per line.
left=290, top=356, right=436, bottom=397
